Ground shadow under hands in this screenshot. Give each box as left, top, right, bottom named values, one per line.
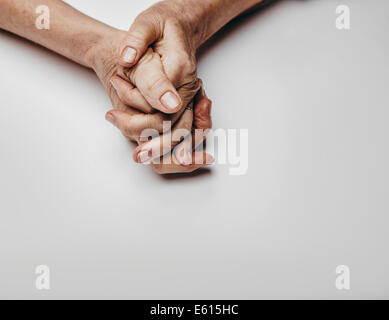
left=159, top=167, right=213, bottom=181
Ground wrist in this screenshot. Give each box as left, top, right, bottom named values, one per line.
left=87, top=28, right=127, bottom=86
left=85, top=27, right=125, bottom=70
left=164, top=0, right=214, bottom=48
left=166, top=0, right=263, bottom=47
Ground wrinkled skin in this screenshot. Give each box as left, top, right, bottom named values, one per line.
left=91, top=31, right=214, bottom=174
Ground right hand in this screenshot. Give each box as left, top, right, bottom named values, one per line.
left=117, top=0, right=204, bottom=114
left=91, top=30, right=213, bottom=174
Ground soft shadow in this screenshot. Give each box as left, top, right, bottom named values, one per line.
left=159, top=167, right=213, bottom=181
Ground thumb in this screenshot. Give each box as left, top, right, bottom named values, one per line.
left=119, top=15, right=159, bottom=68
left=127, top=48, right=182, bottom=114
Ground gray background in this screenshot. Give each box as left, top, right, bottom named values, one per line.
left=0, top=0, right=388, bottom=299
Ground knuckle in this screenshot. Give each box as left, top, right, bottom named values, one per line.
left=179, top=78, right=201, bottom=105
left=165, top=17, right=182, bottom=31
left=183, top=60, right=197, bottom=76
left=137, top=10, right=159, bottom=24
left=178, top=55, right=197, bottom=76
left=189, top=77, right=201, bottom=91
left=131, top=11, right=161, bottom=38
left=146, top=75, right=168, bottom=94
left=128, top=49, right=157, bottom=84
left=125, top=32, right=145, bottom=48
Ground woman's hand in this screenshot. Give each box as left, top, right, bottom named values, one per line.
left=117, top=0, right=264, bottom=115
left=150, top=88, right=214, bottom=174
left=90, top=30, right=214, bottom=174
left=0, top=0, right=263, bottom=175
left=118, top=0, right=203, bottom=114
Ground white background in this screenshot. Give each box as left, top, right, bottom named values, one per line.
left=0, top=0, right=388, bottom=299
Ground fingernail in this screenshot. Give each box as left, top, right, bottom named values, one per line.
left=161, top=91, right=180, bottom=110
left=137, top=149, right=152, bottom=163
left=121, top=47, right=137, bottom=64
left=105, top=112, right=116, bottom=126
left=110, top=78, right=118, bottom=91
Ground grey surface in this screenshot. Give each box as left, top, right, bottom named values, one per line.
left=0, top=0, right=388, bottom=299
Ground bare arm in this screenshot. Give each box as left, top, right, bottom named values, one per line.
left=174, top=0, right=265, bottom=46
left=0, top=0, right=214, bottom=174
left=0, top=0, right=118, bottom=67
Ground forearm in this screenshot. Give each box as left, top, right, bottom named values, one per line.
left=0, top=0, right=118, bottom=67
left=169, top=0, right=264, bottom=47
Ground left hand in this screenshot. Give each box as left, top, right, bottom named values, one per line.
left=117, top=0, right=203, bottom=115
left=90, top=30, right=213, bottom=174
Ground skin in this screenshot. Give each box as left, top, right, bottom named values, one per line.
left=0, top=0, right=263, bottom=174
left=113, top=0, right=264, bottom=164
left=0, top=0, right=211, bottom=173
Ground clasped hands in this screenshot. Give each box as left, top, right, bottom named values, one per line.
left=93, top=2, right=214, bottom=174
left=0, top=0, right=263, bottom=174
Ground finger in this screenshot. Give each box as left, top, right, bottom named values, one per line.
left=106, top=102, right=187, bottom=141
left=110, top=70, right=188, bottom=127
left=106, top=79, right=138, bottom=115
left=133, top=107, right=194, bottom=163
left=150, top=152, right=214, bottom=175
left=160, top=48, right=200, bottom=109
left=110, top=75, right=153, bottom=113
left=105, top=77, right=177, bottom=142
left=176, top=78, right=202, bottom=112
left=119, top=14, right=159, bottom=68
left=111, top=72, right=189, bottom=125
left=105, top=109, right=170, bottom=141
left=127, top=48, right=182, bottom=114
left=173, top=137, right=193, bottom=166
left=174, top=88, right=213, bottom=165
left=159, top=35, right=197, bottom=87
left=193, top=86, right=212, bottom=131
